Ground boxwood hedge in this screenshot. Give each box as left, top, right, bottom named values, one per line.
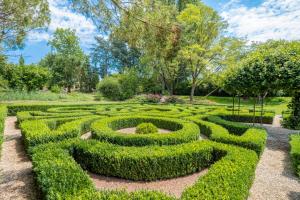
left=91, top=116, right=200, bottom=146
left=31, top=139, right=258, bottom=200
left=20, top=116, right=102, bottom=149
left=290, top=134, right=300, bottom=177
left=0, top=105, right=7, bottom=153
left=187, top=115, right=267, bottom=155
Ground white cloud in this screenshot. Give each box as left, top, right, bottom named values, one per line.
left=27, top=0, right=97, bottom=47
left=221, top=0, right=300, bottom=42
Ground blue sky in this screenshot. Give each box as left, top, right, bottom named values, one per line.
left=8, top=0, right=300, bottom=64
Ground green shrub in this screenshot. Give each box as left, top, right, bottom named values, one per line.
left=136, top=123, right=158, bottom=134
left=290, top=134, right=300, bottom=177
left=0, top=106, right=7, bottom=154
left=188, top=115, right=267, bottom=155
left=50, top=85, right=61, bottom=93
left=31, top=139, right=258, bottom=199
left=20, top=116, right=101, bottom=149
left=97, top=76, right=122, bottom=100
left=91, top=116, right=199, bottom=146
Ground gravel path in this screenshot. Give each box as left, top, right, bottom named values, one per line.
left=248, top=115, right=300, bottom=200
left=0, top=117, right=38, bottom=200
left=90, top=169, right=208, bottom=198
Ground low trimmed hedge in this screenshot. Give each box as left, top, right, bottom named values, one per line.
left=188, top=115, right=267, bottom=155
left=74, top=140, right=214, bottom=181
left=0, top=106, right=7, bottom=154
left=91, top=116, right=200, bottom=146
left=220, top=113, right=274, bottom=124
left=290, top=134, right=300, bottom=177
left=31, top=139, right=258, bottom=199
left=206, top=115, right=251, bottom=135
left=20, top=116, right=102, bottom=149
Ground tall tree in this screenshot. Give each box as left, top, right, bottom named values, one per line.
left=41, top=28, right=91, bottom=92
left=0, top=0, right=50, bottom=49
left=177, top=3, right=226, bottom=102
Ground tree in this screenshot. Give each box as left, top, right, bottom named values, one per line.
left=0, top=0, right=50, bottom=49
left=91, top=36, right=140, bottom=78
left=177, top=3, right=225, bottom=102
left=41, top=28, right=89, bottom=92
left=18, top=55, right=25, bottom=66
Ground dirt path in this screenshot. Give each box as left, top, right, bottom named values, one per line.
left=248, top=115, right=300, bottom=200
left=90, top=169, right=208, bottom=198
left=0, top=117, right=37, bottom=200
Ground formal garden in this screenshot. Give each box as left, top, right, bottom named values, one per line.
left=1, top=0, right=300, bottom=199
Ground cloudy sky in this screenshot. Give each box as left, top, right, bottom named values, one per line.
left=8, top=0, right=300, bottom=64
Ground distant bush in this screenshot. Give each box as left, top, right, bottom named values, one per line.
left=136, top=123, right=158, bottom=134
left=50, top=85, right=61, bottom=93
left=97, top=69, right=140, bottom=101
left=97, top=77, right=122, bottom=100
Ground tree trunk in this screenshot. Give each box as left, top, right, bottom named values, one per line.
left=238, top=96, right=241, bottom=121
left=232, top=96, right=235, bottom=116
left=190, top=82, right=196, bottom=103
left=67, top=86, right=71, bottom=93
left=260, top=95, right=264, bottom=125
left=253, top=96, right=257, bottom=126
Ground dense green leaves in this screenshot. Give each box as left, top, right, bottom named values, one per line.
left=290, top=134, right=300, bottom=177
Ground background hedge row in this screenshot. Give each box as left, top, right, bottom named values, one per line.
left=0, top=106, right=7, bottom=154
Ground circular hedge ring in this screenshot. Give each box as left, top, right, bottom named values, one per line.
left=91, top=116, right=200, bottom=146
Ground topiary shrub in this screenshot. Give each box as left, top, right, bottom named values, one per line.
left=136, top=123, right=158, bottom=134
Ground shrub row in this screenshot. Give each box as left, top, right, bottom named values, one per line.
left=74, top=140, right=214, bottom=181
left=20, top=116, right=102, bottom=149
left=91, top=116, right=200, bottom=146
left=290, top=134, right=300, bottom=177
left=31, top=139, right=258, bottom=200
left=187, top=115, right=267, bottom=155
left=17, top=111, right=93, bottom=123
left=0, top=106, right=7, bottom=153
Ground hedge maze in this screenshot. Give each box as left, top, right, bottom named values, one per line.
left=3, top=104, right=275, bottom=199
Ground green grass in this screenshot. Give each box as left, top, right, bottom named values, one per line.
left=178, top=96, right=290, bottom=114
left=0, top=90, right=96, bottom=102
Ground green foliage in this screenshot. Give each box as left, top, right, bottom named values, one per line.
left=0, top=106, right=7, bottom=154
left=136, top=123, right=158, bottom=134
left=290, top=134, right=300, bottom=177
left=50, top=85, right=61, bottom=93
left=0, top=64, right=50, bottom=91
left=97, top=76, right=122, bottom=100
left=13, top=104, right=268, bottom=199
left=91, top=116, right=199, bottom=146
left=97, top=69, right=140, bottom=100
left=187, top=115, right=267, bottom=155
left=20, top=116, right=101, bottom=149
left=41, top=28, right=94, bottom=92
left=0, top=0, right=50, bottom=48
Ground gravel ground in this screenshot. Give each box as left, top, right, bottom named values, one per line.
left=89, top=169, right=208, bottom=198
left=117, top=127, right=171, bottom=134
left=248, top=115, right=300, bottom=200
left=0, top=117, right=38, bottom=200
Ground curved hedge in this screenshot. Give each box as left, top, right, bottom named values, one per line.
left=290, top=134, right=300, bottom=177
left=187, top=115, right=267, bottom=155
left=91, top=116, right=200, bottom=146
left=31, top=139, right=258, bottom=200
left=20, top=116, right=102, bottom=149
